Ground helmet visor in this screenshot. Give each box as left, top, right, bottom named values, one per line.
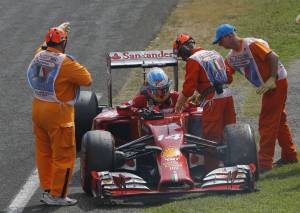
left=149, top=86, right=170, bottom=96
left=147, top=80, right=172, bottom=102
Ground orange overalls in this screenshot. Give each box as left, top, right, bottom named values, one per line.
left=182, top=48, right=236, bottom=172
left=226, top=38, right=298, bottom=169
left=27, top=47, right=92, bottom=197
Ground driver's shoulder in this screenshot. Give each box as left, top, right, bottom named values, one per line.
left=132, top=94, right=147, bottom=108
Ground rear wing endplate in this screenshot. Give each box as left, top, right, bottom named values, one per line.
left=106, top=50, right=178, bottom=107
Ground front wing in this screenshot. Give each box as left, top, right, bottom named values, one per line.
left=90, top=164, right=256, bottom=199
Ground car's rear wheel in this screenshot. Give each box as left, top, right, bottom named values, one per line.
left=223, top=123, right=259, bottom=180
left=80, top=130, right=115, bottom=196
left=75, top=91, right=98, bottom=152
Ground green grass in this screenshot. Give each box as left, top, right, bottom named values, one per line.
left=232, top=0, right=300, bottom=64
left=140, top=162, right=300, bottom=213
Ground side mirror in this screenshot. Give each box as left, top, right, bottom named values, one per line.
left=116, top=104, right=131, bottom=116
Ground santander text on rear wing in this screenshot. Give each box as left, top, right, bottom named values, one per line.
left=106, top=50, right=178, bottom=107
left=108, top=50, right=177, bottom=68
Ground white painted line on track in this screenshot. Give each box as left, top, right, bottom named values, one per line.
left=6, top=169, right=39, bottom=213
left=5, top=158, right=81, bottom=213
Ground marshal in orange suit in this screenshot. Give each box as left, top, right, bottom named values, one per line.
left=27, top=22, right=92, bottom=206
left=213, top=23, right=298, bottom=173
left=173, top=34, right=236, bottom=172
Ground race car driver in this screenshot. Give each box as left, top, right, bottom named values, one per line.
left=27, top=22, right=92, bottom=206
left=213, top=23, right=298, bottom=172
left=173, top=34, right=236, bottom=172
left=129, top=67, right=179, bottom=113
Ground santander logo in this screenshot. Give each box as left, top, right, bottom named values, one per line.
left=110, top=50, right=174, bottom=60
left=111, top=53, right=121, bottom=60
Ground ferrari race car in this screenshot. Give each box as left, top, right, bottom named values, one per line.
left=74, top=50, right=258, bottom=200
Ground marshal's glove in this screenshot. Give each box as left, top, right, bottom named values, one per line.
left=296, top=14, right=300, bottom=24
left=256, top=76, right=276, bottom=95
left=188, top=91, right=201, bottom=105
left=175, top=92, right=188, bottom=113
left=57, top=22, right=71, bottom=34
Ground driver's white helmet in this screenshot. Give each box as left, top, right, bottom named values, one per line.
left=145, top=67, right=172, bottom=103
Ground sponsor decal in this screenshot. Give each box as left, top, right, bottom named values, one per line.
left=157, top=133, right=181, bottom=141
left=165, top=156, right=179, bottom=161
left=154, top=79, right=162, bottom=86
left=171, top=171, right=178, bottom=182
left=158, top=134, right=164, bottom=141
left=111, top=53, right=121, bottom=60
left=35, top=90, right=52, bottom=96
left=165, top=134, right=181, bottom=140
left=162, top=148, right=180, bottom=158
left=162, top=148, right=180, bottom=170
left=110, top=50, right=174, bottom=60
left=101, top=179, right=114, bottom=185
left=163, top=160, right=180, bottom=171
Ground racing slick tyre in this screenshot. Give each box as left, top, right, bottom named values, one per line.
left=80, top=130, right=115, bottom=196
left=223, top=123, right=259, bottom=180
left=75, top=90, right=98, bottom=152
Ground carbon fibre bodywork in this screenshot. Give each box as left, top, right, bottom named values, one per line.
left=85, top=107, right=257, bottom=199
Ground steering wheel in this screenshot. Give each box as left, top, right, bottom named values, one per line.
left=138, top=108, right=164, bottom=120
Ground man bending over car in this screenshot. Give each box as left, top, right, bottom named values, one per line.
left=213, top=24, right=298, bottom=172
left=173, top=34, right=236, bottom=172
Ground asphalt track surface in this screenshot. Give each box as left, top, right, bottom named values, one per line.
left=0, top=0, right=179, bottom=212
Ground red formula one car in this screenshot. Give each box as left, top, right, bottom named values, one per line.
left=75, top=50, right=258, bottom=200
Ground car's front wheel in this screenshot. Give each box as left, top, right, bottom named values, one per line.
left=80, top=130, right=115, bottom=196
left=223, top=123, right=259, bottom=180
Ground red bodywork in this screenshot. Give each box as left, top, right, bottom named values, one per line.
left=84, top=49, right=256, bottom=199
left=93, top=107, right=199, bottom=186
left=89, top=107, right=255, bottom=198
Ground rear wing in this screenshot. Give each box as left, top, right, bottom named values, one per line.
left=106, top=50, right=178, bottom=107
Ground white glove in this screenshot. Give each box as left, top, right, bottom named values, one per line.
left=256, top=76, right=276, bottom=95
left=57, top=22, right=71, bottom=34
left=296, top=15, right=300, bottom=24
left=175, top=92, right=188, bottom=113
left=188, top=91, right=201, bottom=105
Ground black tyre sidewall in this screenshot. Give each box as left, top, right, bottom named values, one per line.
left=80, top=130, right=114, bottom=196
left=224, top=123, right=259, bottom=179
left=75, top=91, right=98, bottom=151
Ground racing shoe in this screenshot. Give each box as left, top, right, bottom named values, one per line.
left=40, top=191, right=49, bottom=203
left=40, top=193, right=78, bottom=206
left=273, top=159, right=298, bottom=167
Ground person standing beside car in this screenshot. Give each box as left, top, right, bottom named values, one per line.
left=27, top=22, right=92, bottom=206
left=173, top=34, right=236, bottom=172
left=213, top=23, right=298, bottom=173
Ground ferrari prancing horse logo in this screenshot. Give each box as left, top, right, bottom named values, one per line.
left=162, top=147, right=180, bottom=158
